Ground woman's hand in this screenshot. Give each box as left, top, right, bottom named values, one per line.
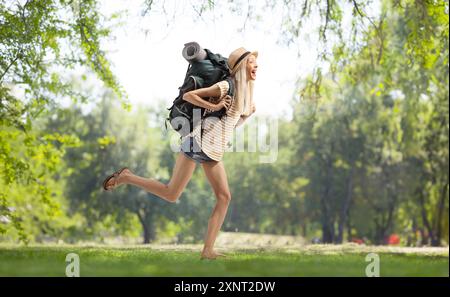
left=235, top=102, right=255, bottom=128
left=212, top=95, right=232, bottom=111
left=241, top=102, right=256, bottom=119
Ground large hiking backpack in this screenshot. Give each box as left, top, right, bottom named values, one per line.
left=165, top=46, right=235, bottom=138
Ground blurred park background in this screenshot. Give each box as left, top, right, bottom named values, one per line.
left=0, top=0, right=448, bottom=252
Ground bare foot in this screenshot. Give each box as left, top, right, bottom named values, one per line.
left=104, top=168, right=132, bottom=191
left=200, top=250, right=228, bottom=260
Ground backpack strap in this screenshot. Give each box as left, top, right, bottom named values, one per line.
left=226, top=77, right=235, bottom=97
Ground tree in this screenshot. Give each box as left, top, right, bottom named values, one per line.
left=1, top=0, right=126, bottom=241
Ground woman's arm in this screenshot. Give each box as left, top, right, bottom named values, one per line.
left=183, top=85, right=231, bottom=111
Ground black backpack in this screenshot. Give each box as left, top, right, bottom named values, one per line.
left=165, top=49, right=235, bottom=138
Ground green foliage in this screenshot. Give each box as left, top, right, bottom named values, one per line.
left=288, top=0, right=448, bottom=245
left=1, top=0, right=126, bottom=242
left=1, top=0, right=447, bottom=247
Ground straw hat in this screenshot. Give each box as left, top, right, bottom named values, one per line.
left=227, top=47, right=258, bottom=75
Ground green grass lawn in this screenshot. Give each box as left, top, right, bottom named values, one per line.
left=0, top=245, right=448, bottom=277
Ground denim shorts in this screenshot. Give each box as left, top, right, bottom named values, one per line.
left=180, top=136, right=215, bottom=163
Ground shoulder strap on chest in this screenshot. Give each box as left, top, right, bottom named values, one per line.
left=226, top=77, right=235, bottom=97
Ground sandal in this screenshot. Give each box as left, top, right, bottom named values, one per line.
left=102, top=167, right=129, bottom=191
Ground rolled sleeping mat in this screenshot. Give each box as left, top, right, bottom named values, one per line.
left=182, top=42, right=207, bottom=63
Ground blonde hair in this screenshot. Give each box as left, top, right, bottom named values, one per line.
left=232, top=55, right=255, bottom=116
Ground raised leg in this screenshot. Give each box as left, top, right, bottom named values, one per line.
left=109, top=152, right=197, bottom=203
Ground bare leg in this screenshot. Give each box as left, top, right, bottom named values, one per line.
left=105, top=152, right=197, bottom=203
left=200, top=160, right=232, bottom=259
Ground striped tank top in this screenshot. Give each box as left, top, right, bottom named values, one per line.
left=182, top=79, right=241, bottom=161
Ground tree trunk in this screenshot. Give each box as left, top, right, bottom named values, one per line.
left=383, top=198, right=395, bottom=239
left=432, top=179, right=449, bottom=246
left=320, top=154, right=335, bottom=243
left=137, top=209, right=156, bottom=244
left=374, top=219, right=383, bottom=245
left=418, top=188, right=434, bottom=246
left=302, top=222, right=307, bottom=238
left=142, top=222, right=151, bottom=244
left=373, top=163, right=397, bottom=245
left=419, top=228, right=428, bottom=246
left=337, top=163, right=354, bottom=243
